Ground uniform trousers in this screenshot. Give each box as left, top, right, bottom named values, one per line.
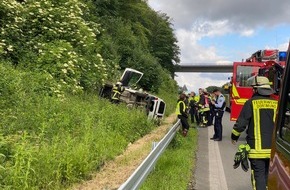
left=213, top=110, right=223, bottom=139
left=249, top=158, right=270, bottom=190
left=178, top=115, right=189, bottom=131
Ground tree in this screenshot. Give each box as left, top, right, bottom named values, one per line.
left=0, top=0, right=117, bottom=93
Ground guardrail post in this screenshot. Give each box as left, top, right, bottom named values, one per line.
left=152, top=141, right=158, bottom=150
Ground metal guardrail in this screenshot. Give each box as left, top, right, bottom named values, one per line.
left=118, top=120, right=181, bottom=190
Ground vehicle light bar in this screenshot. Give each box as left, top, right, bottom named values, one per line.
left=279, top=51, right=287, bottom=61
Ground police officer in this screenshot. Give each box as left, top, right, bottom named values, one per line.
left=176, top=93, right=190, bottom=137
left=211, top=89, right=226, bottom=141
left=231, top=76, right=278, bottom=190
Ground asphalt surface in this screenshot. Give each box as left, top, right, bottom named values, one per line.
left=194, top=112, right=252, bottom=190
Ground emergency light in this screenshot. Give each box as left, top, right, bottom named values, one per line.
left=279, top=51, right=287, bottom=61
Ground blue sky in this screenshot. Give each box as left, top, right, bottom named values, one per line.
left=199, top=25, right=290, bottom=60
left=148, top=0, right=290, bottom=93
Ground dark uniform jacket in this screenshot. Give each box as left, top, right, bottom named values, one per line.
left=198, top=94, right=205, bottom=108
left=231, top=94, right=278, bottom=159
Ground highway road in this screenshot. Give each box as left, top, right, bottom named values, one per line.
left=194, top=112, right=252, bottom=190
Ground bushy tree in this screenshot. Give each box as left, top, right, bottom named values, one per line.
left=0, top=0, right=118, bottom=94
left=91, top=0, right=180, bottom=90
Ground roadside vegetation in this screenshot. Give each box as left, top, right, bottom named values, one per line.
left=0, top=0, right=181, bottom=189
left=140, top=127, right=198, bottom=190
left=0, top=62, right=157, bottom=189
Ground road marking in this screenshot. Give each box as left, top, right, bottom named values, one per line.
left=208, top=127, right=228, bottom=190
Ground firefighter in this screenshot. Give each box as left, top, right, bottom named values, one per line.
left=176, top=93, right=190, bottom=137
left=207, top=92, right=216, bottom=126
left=194, top=92, right=200, bottom=125
left=188, top=91, right=197, bottom=124
left=111, top=82, right=125, bottom=104
left=198, top=89, right=210, bottom=127
left=210, top=89, right=226, bottom=141
left=231, top=76, right=278, bottom=190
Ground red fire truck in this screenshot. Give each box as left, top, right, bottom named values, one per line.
left=230, top=49, right=287, bottom=121
left=268, top=47, right=290, bottom=190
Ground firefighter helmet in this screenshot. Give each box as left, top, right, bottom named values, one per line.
left=250, top=76, right=274, bottom=96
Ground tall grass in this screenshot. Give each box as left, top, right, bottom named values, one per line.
left=140, top=127, right=198, bottom=190
left=0, top=64, right=156, bottom=189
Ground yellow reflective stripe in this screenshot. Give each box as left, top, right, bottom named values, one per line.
left=231, top=84, right=248, bottom=105
left=112, top=91, right=121, bottom=100
left=252, top=99, right=278, bottom=109
left=248, top=149, right=271, bottom=158
left=249, top=149, right=271, bottom=154
left=252, top=101, right=261, bottom=150
left=232, top=84, right=240, bottom=99
left=200, top=107, right=210, bottom=111
left=252, top=100, right=278, bottom=150
left=251, top=170, right=256, bottom=190
left=273, top=105, right=277, bottom=122
left=235, top=98, right=248, bottom=104
left=232, top=129, right=241, bottom=136
left=248, top=153, right=271, bottom=159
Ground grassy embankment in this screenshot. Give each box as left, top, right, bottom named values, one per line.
left=140, top=125, right=198, bottom=190
left=0, top=63, right=182, bottom=189
left=0, top=63, right=152, bottom=189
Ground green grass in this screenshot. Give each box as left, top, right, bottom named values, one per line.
left=140, top=125, right=198, bottom=190
left=0, top=63, right=180, bottom=189
left=0, top=94, right=157, bottom=190
left=0, top=65, right=157, bottom=190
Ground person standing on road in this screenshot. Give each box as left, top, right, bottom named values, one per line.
left=176, top=93, right=190, bottom=137
left=231, top=76, right=278, bottom=190
left=210, top=89, right=226, bottom=141
left=194, top=92, right=200, bottom=125
left=188, top=91, right=197, bottom=124
left=207, top=92, right=216, bottom=126
left=198, top=89, right=210, bottom=127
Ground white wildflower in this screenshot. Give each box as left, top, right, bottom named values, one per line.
left=7, top=45, right=13, bottom=51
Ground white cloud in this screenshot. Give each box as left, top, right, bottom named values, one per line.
left=191, top=20, right=231, bottom=37
left=148, top=0, right=290, bottom=30
left=175, top=73, right=230, bottom=93
left=240, top=29, right=255, bottom=37
left=148, top=0, right=290, bottom=90
left=277, top=42, right=289, bottom=51
left=175, top=19, right=258, bottom=64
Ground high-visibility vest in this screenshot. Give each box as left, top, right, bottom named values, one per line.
left=111, top=85, right=121, bottom=100
left=176, top=100, right=186, bottom=115
left=194, top=95, right=200, bottom=102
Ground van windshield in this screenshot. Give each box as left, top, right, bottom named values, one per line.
left=120, top=70, right=143, bottom=87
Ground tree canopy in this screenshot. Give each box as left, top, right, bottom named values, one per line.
left=0, top=0, right=180, bottom=94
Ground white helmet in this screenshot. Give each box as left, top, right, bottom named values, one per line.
left=249, top=76, right=274, bottom=95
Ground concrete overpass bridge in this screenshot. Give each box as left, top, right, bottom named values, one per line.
left=175, top=64, right=233, bottom=73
